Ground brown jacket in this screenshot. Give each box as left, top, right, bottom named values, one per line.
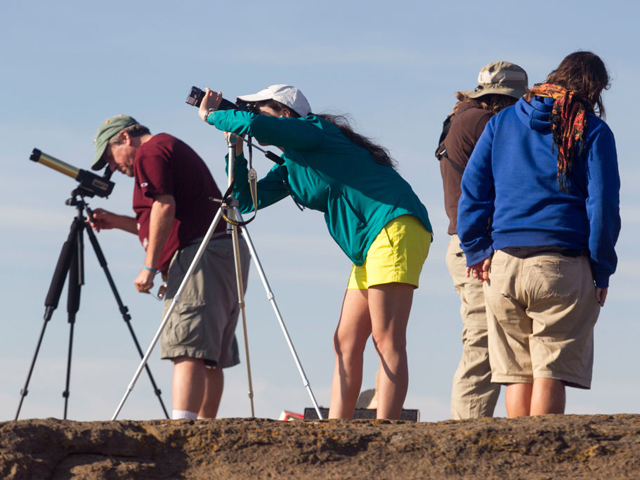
left=440, top=102, right=493, bottom=235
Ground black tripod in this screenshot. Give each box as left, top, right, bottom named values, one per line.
left=15, top=188, right=169, bottom=420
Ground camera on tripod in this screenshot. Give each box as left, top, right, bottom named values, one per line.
left=185, top=86, right=255, bottom=112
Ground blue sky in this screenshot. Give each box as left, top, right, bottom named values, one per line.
left=1, top=0, right=638, bottom=422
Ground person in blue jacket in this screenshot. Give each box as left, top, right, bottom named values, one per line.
left=457, top=52, right=620, bottom=417
left=198, top=85, right=432, bottom=419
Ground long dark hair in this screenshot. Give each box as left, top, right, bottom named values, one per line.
left=525, top=51, right=610, bottom=118
left=253, top=99, right=395, bottom=168
left=316, top=113, right=395, bottom=168
left=525, top=52, right=611, bottom=192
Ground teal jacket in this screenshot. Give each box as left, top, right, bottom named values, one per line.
left=209, top=110, right=432, bottom=266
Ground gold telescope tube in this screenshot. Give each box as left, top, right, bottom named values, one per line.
left=29, top=148, right=115, bottom=198
left=30, top=149, right=80, bottom=179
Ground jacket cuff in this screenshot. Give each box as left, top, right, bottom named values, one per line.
left=464, top=245, right=494, bottom=268
left=592, top=272, right=609, bottom=289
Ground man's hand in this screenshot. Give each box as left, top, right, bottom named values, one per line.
left=134, top=268, right=155, bottom=294
left=88, top=208, right=137, bottom=234
left=466, top=256, right=492, bottom=283
left=88, top=208, right=117, bottom=232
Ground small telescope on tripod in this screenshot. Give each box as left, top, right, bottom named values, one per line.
left=30, top=148, right=115, bottom=198
left=16, top=148, right=169, bottom=420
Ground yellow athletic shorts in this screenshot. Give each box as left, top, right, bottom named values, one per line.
left=347, top=215, right=431, bottom=289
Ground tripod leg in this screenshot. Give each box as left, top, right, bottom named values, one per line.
left=112, top=207, right=226, bottom=420
left=224, top=137, right=255, bottom=417
left=84, top=216, right=169, bottom=419
left=63, top=217, right=83, bottom=419
left=236, top=209, right=324, bottom=419
left=15, top=320, right=49, bottom=420
left=15, top=215, right=80, bottom=420
left=230, top=224, right=255, bottom=417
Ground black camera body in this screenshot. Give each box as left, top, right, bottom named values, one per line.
left=186, top=87, right=284, bottom=166
left=186, top=86, right=254, bottom=112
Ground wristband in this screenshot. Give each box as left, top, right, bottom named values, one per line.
left=143, top=265, right=158, bottom=274
left=204, top=108, right=216, bottom=123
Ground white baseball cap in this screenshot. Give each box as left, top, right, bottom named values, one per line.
left=237, top=84, right=312, bottom=117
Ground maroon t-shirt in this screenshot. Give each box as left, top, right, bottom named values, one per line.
left=132, top=133, right=226, bottom=272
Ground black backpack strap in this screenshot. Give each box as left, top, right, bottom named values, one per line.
left=435, top=113, right=454, bottom=161
left=444, top=154, right=465, bottom=175
left=435, top=113, right=466, bottom=175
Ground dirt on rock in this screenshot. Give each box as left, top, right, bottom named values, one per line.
left=1, top=414, right=639, bottom=479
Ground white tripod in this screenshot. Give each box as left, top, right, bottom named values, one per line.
left=111, top=135, right=323, bottom=420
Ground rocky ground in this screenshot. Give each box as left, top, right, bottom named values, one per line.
left=1, top=414, right=639, bottom=479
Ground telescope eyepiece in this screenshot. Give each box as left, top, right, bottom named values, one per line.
left=30, top=148, right=42, bottom=162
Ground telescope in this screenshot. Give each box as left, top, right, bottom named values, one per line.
left=30, top=149, right=115, bottom=198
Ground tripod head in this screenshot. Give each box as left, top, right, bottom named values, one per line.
left=65, top=189, right=89, bottom=208
left=229, top=134, right=284, bottom=166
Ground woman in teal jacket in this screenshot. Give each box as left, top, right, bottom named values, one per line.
left=198, top=85, right=432, bottom=419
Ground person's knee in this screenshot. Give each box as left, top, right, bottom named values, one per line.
left=333, top=323, right=369, bottom=354
left=371, top=332, right=406, bottom=359
left=333, top=335, right=367, bottom=361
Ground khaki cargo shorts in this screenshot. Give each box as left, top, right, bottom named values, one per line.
left=484, top=249, right=600, bottom=389
left=160, top=236, right=250, bottom=369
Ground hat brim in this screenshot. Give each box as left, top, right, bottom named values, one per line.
left=92, top=141, right=108, bottom=171
left=462, top=85, right=527, bottom=99
left=237, top=85, right=312, bottom=117
left=237, top=88, right=276, bottom=103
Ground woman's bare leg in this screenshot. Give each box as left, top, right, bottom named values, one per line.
left=329, top=289, right=372, bottom=418
left=368, top=283, right=414, bottom=419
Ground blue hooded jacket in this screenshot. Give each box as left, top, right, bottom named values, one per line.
left=457, top=96, right=620, bottom=288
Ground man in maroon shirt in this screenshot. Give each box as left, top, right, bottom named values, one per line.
left=89, top=114, right=249, bottom=419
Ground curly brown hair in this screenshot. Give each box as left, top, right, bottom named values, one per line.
left=454, top=92, right=518, bottom=114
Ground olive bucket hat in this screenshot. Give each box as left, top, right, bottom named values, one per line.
left=462, top=61, right=528, bottom=99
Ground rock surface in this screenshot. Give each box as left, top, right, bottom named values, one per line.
left=1, top=414, right=639, bottom=479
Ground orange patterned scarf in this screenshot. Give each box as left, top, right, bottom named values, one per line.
left=529, top=83, right=589, bottom=192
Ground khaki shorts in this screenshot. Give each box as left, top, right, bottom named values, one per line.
left=347, top=215, right=431, bottom=289
left=160, top=236, right=250, bottom=369
left=484, top=249, right=600, bottom=389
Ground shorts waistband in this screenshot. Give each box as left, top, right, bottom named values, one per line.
left=500, top=246, right=588, bottom=259
left=188, top=232, right=232, bottom=246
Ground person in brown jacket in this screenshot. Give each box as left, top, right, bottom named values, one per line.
left=438, top=62, right=528, bottom=419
